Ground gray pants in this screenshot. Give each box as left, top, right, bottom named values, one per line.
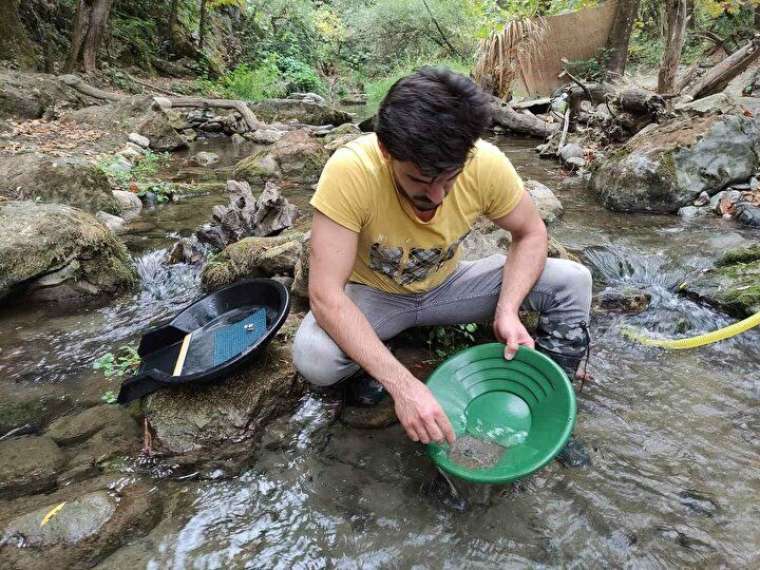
left=292, top=254, right=592, bottom=386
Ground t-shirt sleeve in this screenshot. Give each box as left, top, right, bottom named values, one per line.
left=477, top=142, right=526, bottom=221
left=310, top=148, right=370, bottom=233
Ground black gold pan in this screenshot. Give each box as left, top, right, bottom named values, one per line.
left=117, top=278, right=290, bottom=404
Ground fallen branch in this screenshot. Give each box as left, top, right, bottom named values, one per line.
left=491, top=100, right=558, bottom=139
left=59, top=74, right=122, bottom=101
left=156, top=97, right=264, bottom=132
left=558, top=108, right=570, bottom=150
left=559, top=65, right=593, bottom=104
left=686, top=34, right=760, bottom=100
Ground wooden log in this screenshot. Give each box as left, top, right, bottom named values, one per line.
left=59, top=74, right=122, bottom=101
left=686, top=35, right=760, bottom=100
left=160, top=97, right=264, bottom=132
left=491, top=103, right=559, bottom=139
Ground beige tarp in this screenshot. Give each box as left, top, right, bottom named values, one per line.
left=515, top=0, right=618, bottom=97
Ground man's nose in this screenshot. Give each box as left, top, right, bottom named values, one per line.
left=426, top=183, right=446, bottom=204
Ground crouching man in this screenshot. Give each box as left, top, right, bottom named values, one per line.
left=292, top=67, right=591, bottom=445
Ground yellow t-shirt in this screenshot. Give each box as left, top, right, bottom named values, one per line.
left=310, top=133, right=524, bottom=294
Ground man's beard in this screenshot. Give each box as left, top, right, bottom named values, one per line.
left=395, top=179, right=441, bottom=212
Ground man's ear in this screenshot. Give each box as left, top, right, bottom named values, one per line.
left=377, top=140, right=391, bottom=160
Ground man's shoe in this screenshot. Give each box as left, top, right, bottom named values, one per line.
left=346, top=373, right=387, bottom=407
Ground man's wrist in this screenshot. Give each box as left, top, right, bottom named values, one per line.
left=495, top=300, right=520, bottom=318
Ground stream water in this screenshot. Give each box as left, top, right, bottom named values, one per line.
left=1, top=135, right=759, bottom=568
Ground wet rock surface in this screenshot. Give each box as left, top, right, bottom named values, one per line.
left=142, top=339, right=306, bottom=454
left=0, top=201, right=136, bottom=304
left=683, top=244, right=760, bottom=316
left=591, top=114, right=760, bottom=213
left=593, top=287, right=652, bottom=314
left=0, top=436, right=64, bottom=499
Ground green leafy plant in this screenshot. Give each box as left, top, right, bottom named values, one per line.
left=93, top=345, right=141, bottom=378
left=202, top=58, right=286, bottom=100
left=427, top=323, right=480, bottom=358
left=137, top=181, right=175, bottom=205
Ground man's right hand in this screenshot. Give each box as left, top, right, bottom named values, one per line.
left=391, top=378, right=456, bottom=445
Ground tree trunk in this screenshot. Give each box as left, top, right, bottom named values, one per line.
left=65, top=0, right=113, bottom=74
left=686, top=35, right=760, bottom=99
left=82, top=0, right=113, bottom=74
left=169, top=0, right=179, bottom=38
left=491, top=103, right=558, bottom=139
left=657, top=0, right=689, bottom=94
left=199, top=0, right=207, bottom=50
left=605, top=0, right=641, bottom=77
left=65, top=0, right=92, bottom=73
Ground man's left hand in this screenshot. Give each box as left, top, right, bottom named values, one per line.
left=493, top=311, right=534, bottom=360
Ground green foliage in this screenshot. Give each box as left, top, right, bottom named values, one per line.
left=364, top=58, right=472, bottom=113
left=138, top=181, right=174, bottom=205
left=279, top=56, right=324, bottom=93
left=98, top=150, right=170, bottom=189
left=427, top=323, right=481, bottom=359
left=93, top=345, right=141, bottom=378
left=201, top=58, right=285, bottom=100
left=564, top=47, right=614, bottom=82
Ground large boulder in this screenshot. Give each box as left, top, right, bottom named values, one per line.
left=201, top=233, right=304, bottom=291
left=683, top=244, right=760, bottom=317
left=249, top=99, right=352, bottom=126
left=0, top=201, right=136, bottom=304
left=0, top=154, right=118, bottom=213
left=525, top=180, right=563, bottom=225
left=0, top=70, right=100, bottom=120
left=590, top=114, right=760, bottom=213
left=234, top=129, right=329, bottom=186
left=136, top=109, right=188, bottom=152
left=142, top=336, right=305, bottom=454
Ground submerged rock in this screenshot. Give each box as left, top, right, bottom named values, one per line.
left=0, top=436, right=64, bottom=499
left=0, top=154, right=118, bottom=213
left=192, top=151, right=220, bottom=167
left=234, top=129, right=329, bottom=186
left=590, top=114, right=760, bottom=213
left=142, top=340, right=305, bottom=454
left=593, top=287, right=651, bottom=313
left=0, top=201, right=136, bottom=305
left=683, top=244, right=760, bottom=316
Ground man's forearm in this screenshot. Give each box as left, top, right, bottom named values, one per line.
left=495, top=230, right=548, bottom=316
left=311, top=291, right=416, bottom=397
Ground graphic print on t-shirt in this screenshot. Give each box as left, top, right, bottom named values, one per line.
left=369, top=231, right=471, bottom=285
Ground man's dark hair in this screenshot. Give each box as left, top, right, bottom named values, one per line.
left=375, top=66, right=493, bottom=176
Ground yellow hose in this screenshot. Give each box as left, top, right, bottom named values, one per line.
left=621, top=311, right=760, bottom=350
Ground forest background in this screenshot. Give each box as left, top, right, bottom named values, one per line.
left=1, top=0, right=759, bottom=108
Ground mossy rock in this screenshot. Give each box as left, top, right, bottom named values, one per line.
left=0, top=201, right=136, bottom=304
left=590, top=114, right=760, bottom=213
left=234, top=129, right=328, bottom=185
left=249, top=99, right=353, bottom=126
left=684, top=244, right=760, bottom=317
left=0, top=154, right=119, bottom=213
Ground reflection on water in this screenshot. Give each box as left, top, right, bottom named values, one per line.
left=2, top=136, right=760, bottom=568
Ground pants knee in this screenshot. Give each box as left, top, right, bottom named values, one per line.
left=292, top=316, right=351, bottom=387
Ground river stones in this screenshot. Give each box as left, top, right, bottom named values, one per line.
left=0, top=201, right=136, bottom=305
left=136, top=109, right=188, bottom=152
left=248, top=98, right=352, bottom=126
left=45, top=405, right=138, bottom=447
left=593, top=287, right=651, bottom=314
left=0, top=436, right=64, bottom=499
left=591, top=114, right=760, bottom=213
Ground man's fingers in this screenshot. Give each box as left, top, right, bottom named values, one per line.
left=436, top=413, right=456, bottom=445
left=425, top=418, right=445, bottom=444
left=405, top=424, right=420, bottom=443
left=504, top=335, right=519, bottom=360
